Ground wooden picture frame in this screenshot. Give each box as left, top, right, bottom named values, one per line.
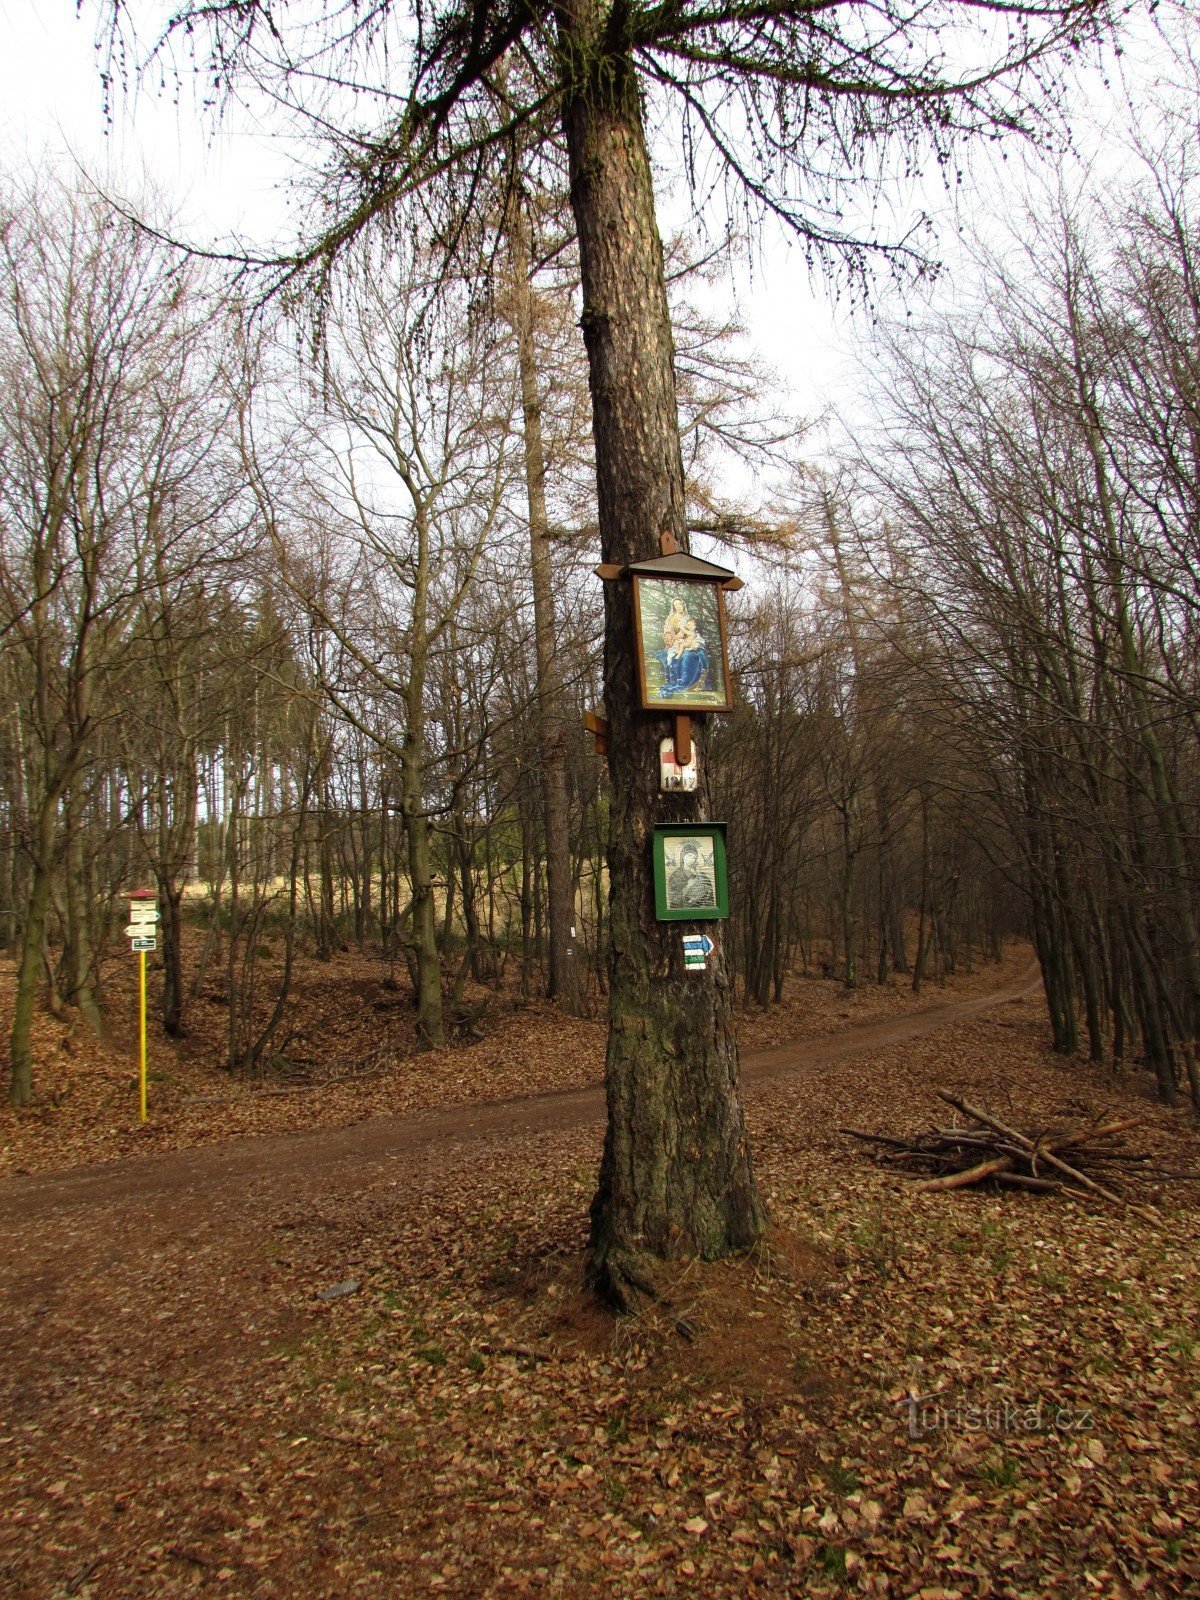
left=653, top=823, right=729, bottom=922
left=633, top=576, right=733, bottom=712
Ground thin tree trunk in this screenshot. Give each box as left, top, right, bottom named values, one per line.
left=403, top=509, right=444, bottom=1048
left=840, top=802, right=858, bottom=989
left=318, top=764, right=338, bottom=957
left=520, top=788, right=534, bottom=1001
left=913, top=793, right=931, bottom=994
left=61, top=784, right=106, bottom=1039
left=8, top=794, right=59, bottom=1107
left=505, top=183, right=585, bottom=1016
left=226, top=764, right=242, bottom=1073
left=158, top=755, right=197, bottom=1037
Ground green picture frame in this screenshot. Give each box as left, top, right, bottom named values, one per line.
left=653, top=823, right=729, bottom=921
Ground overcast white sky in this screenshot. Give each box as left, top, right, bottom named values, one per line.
left=0, top=1, right=1185, bottom=439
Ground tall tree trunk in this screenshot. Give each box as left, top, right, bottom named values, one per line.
left=61, top=783, right=106, bottom=1039
left=520, top=782, right=534, bottom=1001
left=318, top=760, right=338, bottom=957
left=912, top=793, right=930, bottom=994
left=839, top=801, right=858, bottom=989
left=403, top=513, right=445, bottom=1048
left=560, top=4, right=764, bottom=1304
left=226, top=764, right=242, bottom=1073
left=406, top=786, right=443, bottom=1046
left=379, top=780, right=391, bottom=951
left=8, top=791, right=59, bottom=1107
left=156, top=755, right=198, bottom=1037
left=159, top=881, right=185, bottom=1034
left=506, top=185, right=585, bottom=1016
left=457, top=824, right=483, bottom=982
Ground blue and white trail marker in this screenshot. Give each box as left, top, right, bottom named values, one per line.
left=682, top=933, right=716, bottom=971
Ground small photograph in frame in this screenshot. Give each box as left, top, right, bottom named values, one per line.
left=653, top=823, right=729, bottom=922
left=633, top=577, right=732, bottom=712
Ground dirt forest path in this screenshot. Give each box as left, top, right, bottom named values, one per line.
left=0, top=961, right=1041, bottom=1224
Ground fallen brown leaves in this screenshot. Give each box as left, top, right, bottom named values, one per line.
left=0, top=948, right=1198, bottom=1599
left=0, top=942, right=1028, bottom=1178
left=0, top=950, right=606, bottom=1176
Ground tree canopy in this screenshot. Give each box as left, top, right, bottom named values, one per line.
left=99, top=0, right=1122, bottom=288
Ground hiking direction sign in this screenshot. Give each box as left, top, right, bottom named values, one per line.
left=126, top=897, right=159, bottom=953
left=682, top=932, right=716, bottom=971
left=126, top=891, right=157, bottom=1123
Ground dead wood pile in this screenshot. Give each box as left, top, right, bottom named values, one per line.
left=842, top=1092, right=1199, bottom=1219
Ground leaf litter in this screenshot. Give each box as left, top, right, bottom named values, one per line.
left=0, top=944, right=1197, bottom=1598
left=0, top=943, right=1033, bottom=1178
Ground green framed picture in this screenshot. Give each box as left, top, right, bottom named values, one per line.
left=633, top=576, right=733, bottom=712
left=653, top=823, right=729, bottom=921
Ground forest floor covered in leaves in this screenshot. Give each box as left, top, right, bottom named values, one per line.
left=2, top=948, right=1199, bottom=1599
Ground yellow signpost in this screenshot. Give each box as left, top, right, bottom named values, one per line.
left=138, top=947, right=147, bottom=1123
left=126, top=892, right=158, bottom=1123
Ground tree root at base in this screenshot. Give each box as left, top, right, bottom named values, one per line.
left=586, top=1246, right=662, bottom=1314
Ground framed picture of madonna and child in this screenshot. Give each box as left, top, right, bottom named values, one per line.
left=632, top=576, right=733, bottom=712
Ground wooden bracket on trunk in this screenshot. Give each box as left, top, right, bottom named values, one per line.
left=659, top=528, right=679, bottom=555
left=583, top=710, right=610, bottom=755
left=673, top=714, right=692, bottom=767
left=593, top=563, right=623, bottom=581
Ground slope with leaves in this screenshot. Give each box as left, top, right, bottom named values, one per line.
left=0, top=943, right=1030, bottom=1177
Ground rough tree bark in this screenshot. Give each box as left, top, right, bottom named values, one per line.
left=559, top=0, right=765, bottom=1305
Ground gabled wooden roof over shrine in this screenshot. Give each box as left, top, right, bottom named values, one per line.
left=622, top=551, right=738, bottom=582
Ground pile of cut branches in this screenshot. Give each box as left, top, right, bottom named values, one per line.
left=841, top=1092, right=1194, bottom=1219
